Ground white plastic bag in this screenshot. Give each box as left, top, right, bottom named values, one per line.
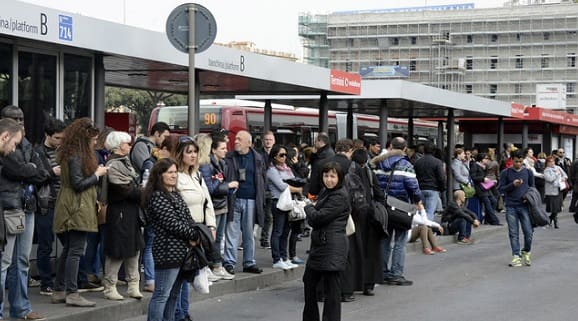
left=346, top=214, right=355, bottom=236
left=276, top=187, right=293, bottom=211
left=193, top=266, right=211, bottom=294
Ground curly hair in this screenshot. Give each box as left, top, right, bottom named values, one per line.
left=195, top=133, right=212, bottom=166
left=57, top=118, right=99, bottom=177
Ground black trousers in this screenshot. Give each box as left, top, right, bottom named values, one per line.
left=303, top=268, right=341, bottom=321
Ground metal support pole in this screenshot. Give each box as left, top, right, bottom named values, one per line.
left=264, top=99, right=272, bottom=134
left=437, top=121, right=444, bottom=150
left=187, top=5, right=198, bottom=136
left=346, top=102, right=354, bottom=139
left=408, top=116, right=414, bottom=146
left=446, top=109, right=455, bottom=203
left=497, top=116, right=504, bottom=161
left=94, top=54, right=105, bottom=129
left=319, top=92, right=329, bottom=134
left=522, top=121, right=528, bottom=149
left=379, top=100, right=388, bottom=149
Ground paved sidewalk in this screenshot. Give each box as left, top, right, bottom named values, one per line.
left=8, top=209, right=571, bottom=321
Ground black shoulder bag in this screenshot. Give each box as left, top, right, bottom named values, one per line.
left=383, top=159, right=417, bottom=230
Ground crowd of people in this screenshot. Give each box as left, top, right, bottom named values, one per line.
left=0, top=104, right=575, bottom=321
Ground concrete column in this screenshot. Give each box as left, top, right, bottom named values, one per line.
left=437, top=121, right=444, bottom=151
left=446, top=109, right=455, bottom=203
left=94, top=54, right=105, bottom=129
left=408, top=116, right=414, bottom=146
left=346, top=101, right=354, bottom=139
left=522, top=121, right=528, bottom=149
left=264, top=99, right=272, bottom=134
left=497, top=116, right=504, bottom=161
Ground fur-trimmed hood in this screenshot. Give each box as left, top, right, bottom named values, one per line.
left=370, top=149, right=405, bottom=168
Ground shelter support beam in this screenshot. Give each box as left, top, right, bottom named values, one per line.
left=347, top=102, right=353, bottom=139
left=94, top=54, right=105, bottom=129
left=408, top=116, right=414, bottom=146
left=446, top=109, right=455, bottom=203
left=437, top=121, right=444, bottom=151
left=379, top=100, right=388, bottom=149
left=497, top=117, right=504, bottom=160
left=319, top=93, right=329, bottom=134
left=522, top=122, right=528, bottom=149
left=264, top=100, right=272, bottom=134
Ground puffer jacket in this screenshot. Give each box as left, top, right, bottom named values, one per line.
left=304, top=186, right=350, bottom=272
left=371, top=150, right=423, bottom=204
left=199, top=154, right=230, bottom=214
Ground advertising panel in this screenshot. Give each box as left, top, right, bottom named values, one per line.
left=359, top=65, right=409, bottom=79
left=536, top=83, right=567, bottom=110
left=329, top=70, right=361, bottom=95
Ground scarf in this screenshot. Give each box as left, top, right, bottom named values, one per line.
left=107, top=155, right=139, bottom=185
left=275, top=163, right=293, bottom=176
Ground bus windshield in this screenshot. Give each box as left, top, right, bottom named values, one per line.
left=156, top=105, right=222, bottom=132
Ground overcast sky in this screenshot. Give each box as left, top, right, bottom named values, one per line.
left=22, top=0, right=508, bottom=56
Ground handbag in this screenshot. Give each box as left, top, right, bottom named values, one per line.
left=384, top=159, right=417, bottom=231
left=480, top=180, right=496, bottom=191
left=460, top=183, right=476, bottom=198
left=289, top=198, right=307, bottom=221
left=276, top=187, right=293, bottom=211
left=4, top=209, right=26, bottom=235
left=346, top=214, right=355, bottom=236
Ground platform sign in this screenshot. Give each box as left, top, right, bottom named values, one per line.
left=58, top=15, right=73, bottom=41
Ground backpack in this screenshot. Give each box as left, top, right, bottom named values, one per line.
left=129, top=137, right=156, bottom=181
left=344, top=162, right=369, bottom=213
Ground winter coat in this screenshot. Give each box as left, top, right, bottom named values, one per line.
left=148, top=190, right=199, bottom=269
left=413, top=153, right=446, bottom=192
left=544, top=165, right=567, bottom=196
left=103, top=154, right=144, bottom=259
left=308, top=144, right=335, bottom=196
left=442, top=201, right=477, bottom=225
left=451, top=158, right=470, bottom=191
left=304, top=186, right=350, bottom=272
left=371, top=149, right=423, bottom=204
left=199, top=154, right=230, bottom=215
left=54, top=156, right=99, bottom=234
left=224, top=148, right=266, bottom=225
left=470, top=162, right=491, bottom=197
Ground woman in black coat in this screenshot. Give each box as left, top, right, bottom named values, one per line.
left=302, top=161, right=350, bottom=321
left=470, top=153, right=501, bottom=225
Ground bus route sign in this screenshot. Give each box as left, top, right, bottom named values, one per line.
left=166, top=3, right=217, bottom=54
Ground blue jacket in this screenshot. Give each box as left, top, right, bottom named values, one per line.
left=370, top=150, right=423, bottom=204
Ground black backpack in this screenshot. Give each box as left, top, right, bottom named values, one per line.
left=344, top=162, right=369, bottom=213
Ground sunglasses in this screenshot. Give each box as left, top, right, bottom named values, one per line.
left=178, top=136, right=194, bottom=143
left=277, top=153, right=287, bottom=158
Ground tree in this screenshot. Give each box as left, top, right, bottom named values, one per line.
left=105, top=87, right=186, bottom=134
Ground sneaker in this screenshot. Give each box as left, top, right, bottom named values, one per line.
left=224, top=264, right=236, bottom=275
left=260, top=241, right=271, bottom=249
left=78, top=282, right=104, bottom=293
left=66, top=292, right=96, bottom=307
left=521, top=251, right=531, bottom=266
left=18, top=311, right=46, bottom=320
left=457, top=238, right=472, bottom=245
left=385, top=276, right=413, bottom=286
left=40, top=286, right=54, bottom=296
left=28, top=278, right=41, bottom=288
left=509, top=255, right=522, bottom=267
left=432, top=246, right=447, bottom=253
left=284, top=259, right=299, bottom=269
left=87, top=274, right=102, bottom=286
left=272, top=260, right=291, bottom=270
left=242, top=265, right=263, bottom=274
left=291, top=256, right=305, bottom=265
left=212, top=267, right=235, bottom=280
left=207, top=268, right=221, bottom=282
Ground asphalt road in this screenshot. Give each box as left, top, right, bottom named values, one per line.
left=125, top=218, right=578, bottom=321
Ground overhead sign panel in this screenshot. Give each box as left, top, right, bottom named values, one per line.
left=536, top=83, right=566, bottom=110
left=330, top=70, right=361, bottom=95
left=360, top=65, right=409, bottom=79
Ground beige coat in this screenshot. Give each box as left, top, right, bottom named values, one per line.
left=177, top=171, right=216, bottom=228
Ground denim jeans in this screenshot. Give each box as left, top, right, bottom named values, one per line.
left=382, top=227, right=408, bottom=279
left=55, top=231, right=88, bottom=293
left=223, top=198, right=256, bottom=268
left=214, top=213, right=227, bottom=256
left=450, top=218, right=472, bottom=240
left=0, top=211, right=34, bottom=319
left=174, top=281, right=190, bottom=321
left=270, top=200, right=290, bottom=263
left=35, top=208, right=55, bottom=289
left=422, top=190, right=440, bottom=221
left=147, top=268, right=185, bottom=321
left=505, top=205, right=533, bottom=256
left=143, top=226, right=155, bottom=285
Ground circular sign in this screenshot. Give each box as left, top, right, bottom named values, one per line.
left=166, top=3, right=217, bottom=53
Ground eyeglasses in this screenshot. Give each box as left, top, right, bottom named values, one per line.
left=278, top=153, right=287, bottom=158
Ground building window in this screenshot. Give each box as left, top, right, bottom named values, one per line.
left=409, top=60, right=417, bottom=71
left=568, top=53, right=576, bottom=67
left=543, top=32, right=550, bottom=40
left=348, top=38, right=354, bottom=47
left=465, top=84, right=473, bottom=94
left=516, top=33, right=521, bottom=41
left=391, top=37, right=399, bottom=46
left=490, top=56, right=498, bottom=69
left=466, top=56, right=473, bottom=70
left=541, top=54, right=549, bottom=68
left=63, top=54, right=92, bottom=125
left=489, top=84, right=497, bottom=99
left=491, top=34, right=498, bottom=42
left=515, top=55, right=524, bottom=69
left=514, top=83, right=522, bottom=94
left=410, top=36, right=417, bottom=45
left=466, top=35, right=472, bottom=43
left=568, top=83, right=576, bottom=98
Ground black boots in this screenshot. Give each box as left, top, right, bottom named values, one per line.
left=550, top=214, right=559, bottom=229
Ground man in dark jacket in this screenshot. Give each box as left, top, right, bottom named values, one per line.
left=569, top=158, right=578, bottom=212
left=371, top=137, right=424, bottom=286
left=34, top=117, right=65, bottom=296
left=0, top=105, right=49, bottom=321
left=414, top=142, right=445, bottom=221
left=223, top=130, right=266, bottom=275
left=308, top=132, right=335, bottom=197
left=442, top=190, right=480, bottom=244
left=257, top=131, right=275, bottom=249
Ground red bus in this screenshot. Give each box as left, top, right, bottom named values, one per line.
left=148, top=99, right=438, bottom=148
